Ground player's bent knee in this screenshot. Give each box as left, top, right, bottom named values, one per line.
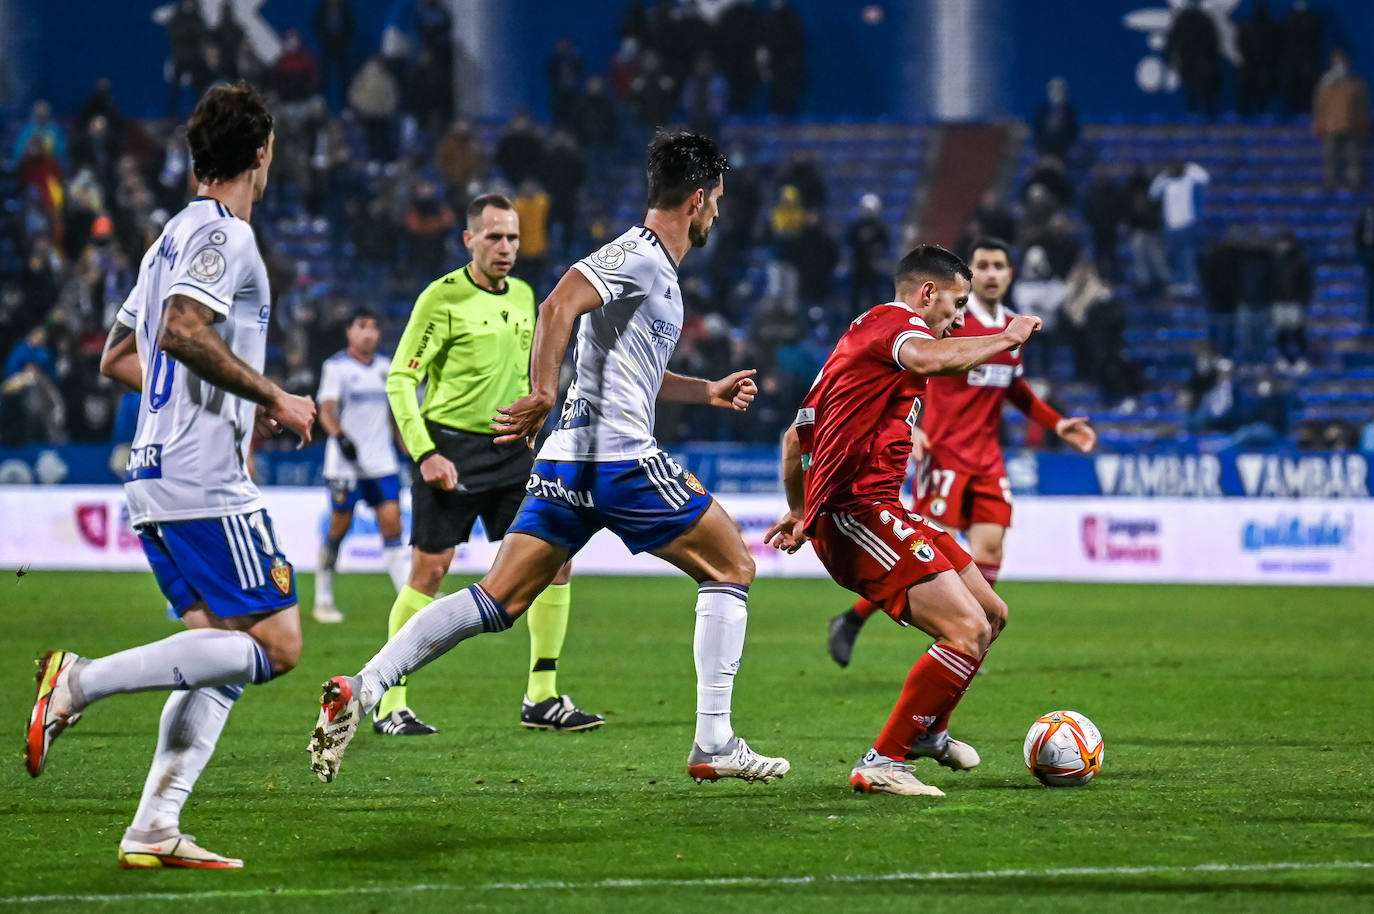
left=262, top=633, right=303, bottom=676
left=946, top=610, right=992, bottom=657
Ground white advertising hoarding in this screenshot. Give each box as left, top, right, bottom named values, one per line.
left=1, top=487, right=1370, bottom=585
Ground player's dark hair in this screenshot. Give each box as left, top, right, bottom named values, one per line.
left=466, top=192, right=515, bottom=224
left=646, top=130, right=730, bottom=209
left=968, top=236, right=1013, bottom=261
left=348, top=307, right=379, bottom=326
left=186, top=82, right=274, bottom=184
left=893, top=244, right=972, bottom=288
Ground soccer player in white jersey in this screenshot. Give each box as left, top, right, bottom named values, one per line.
left=311, top=131, right=790, bottom=785
left=311, top=308, right=408, bottom=623
left=25, top=84, right=316, bottom=870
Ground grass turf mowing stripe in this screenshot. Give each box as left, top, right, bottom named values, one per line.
left=2, top=861, right=1370, bottom=904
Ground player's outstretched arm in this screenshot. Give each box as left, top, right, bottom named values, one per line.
left=765, top=424, right=808, bottom=554
left=493, top=269, right=603, bottom=445
left=898, top=314, right=1041, bottom=376
left=1005, top=376, right=1097, bottom=452
left=659, top=368, right=758, bottom=410
left=158, top=293, right=316, bottom=444
left=99, top=320, right=142, bottom=392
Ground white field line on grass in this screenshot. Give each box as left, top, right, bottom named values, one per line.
left=1, top=860, right=1371, bottom=905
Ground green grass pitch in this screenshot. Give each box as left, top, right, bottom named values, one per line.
left=1, top=572, right=1371, bottom=912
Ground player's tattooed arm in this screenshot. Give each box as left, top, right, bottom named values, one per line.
left=158, top=294, right=316, bottom=444
left=99, top=321, right=142, bottom=392
left=898, top=314, right=1042, bottom=376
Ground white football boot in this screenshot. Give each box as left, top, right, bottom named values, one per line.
left=27, top=651, right=84, bottom=777
left=118, top=833, right=243, bottom=869
left=687, top=737, right=790, bottom=783
left=310, top=675, right=362, bottom=782
left=907, top=732, right=981, bottom=770
left=850, top=749, right=946, bottom=796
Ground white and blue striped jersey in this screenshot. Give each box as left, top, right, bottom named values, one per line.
left=117, top=196, right=271, bottom=525
left=317, top=349, right=399, bottom=480
left=541, top=225, right=683, bottom=461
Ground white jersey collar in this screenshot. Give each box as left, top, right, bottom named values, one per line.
left=965, top=293, right=1006, bottom=329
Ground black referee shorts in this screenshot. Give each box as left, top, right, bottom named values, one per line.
left=409, top=422, right=534, bottom=553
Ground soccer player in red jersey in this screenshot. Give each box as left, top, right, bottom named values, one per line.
left=766, top=245, right=1041, bottom=796
left=825, top=238, right=1097, bottom=667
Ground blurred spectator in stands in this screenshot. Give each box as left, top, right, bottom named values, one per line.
left=513, top=179, right=551, bottom=286
left=1082, top=164, right=1122, bottom=281
left=348, top=54, right=400, bottom=162
left=404, top=180, right=455, bottom=281
left=1186, top=355, right=1234, bottom=431
left=211, top=5, right=246, bottom=81
left=770, top=185, right=805, bottom=241
left=780, top=153, right=827, bottom=213
left=718, top=0, right=763, bottom=113
left=307, top=117, right=356, bottom=241
left=781, top=212, right=838, bottom=316
left=14, top=100, right=66, bottom=163
left=157, top=125, right=190, bottom=206
left=77, top=78, right=123, bottom=141
left=1269, top=231, right=1313, bottom=374
left=1237, top=0, right=1279, bottom=114
left=1012, top=246, right=1066, bottom=375
left=17, top=136, right=65, bottom=244
left=1165, top=0, right=1220, bottom=116
left=543, top=131, right=585, bottom=257
left=1021, top=154, right=1073, bottom=209
left=1150, top=159, right=1209, bottom=293
left=845, top=193, right=890, bottom=311
left=1354, top=199, right=1374, bottom=325
left=1280, top=0, right=1323, bottom=115
left=415, top=0, right=455, bottom=90
left=313, top=0, right=356, bottom=109
left=547, top=37, right=585, bottom=131
left=414, top=46, right=456, bottom=134
left=574, top=76, right=619, bottom=159
left=1038, top=212, right=1083, bottom=279
left=762, top=0, right=806, bottom=116
left=1, top=325, right=65, bottom=444
left=969, top=190, right=1017, bottom=246
left=62, top=173, right=104, bottom=259
left=497, top=111, right=546, bottom=187
left=607, top=37, right=642, bottom=104
left=1313, top=49, right=1369, bottom=189
left=1123, top=167, right=1167, bottom=294
left=1061, top=258, right=1128, bottom=402
left=436, top=120, right=486, bottom=207
left=1200, top=232, right=1243, bottom=358
left=274, top=30, right=321, bottom=106
left=1323, top=420, right=1358, bottom=451
left=628, top=50, right=679, bottom=130
left=1195, top=367, right=1295, bottom=450
left=71, top=115, right=117, bottom=200
left=1032, top=77, right=1079, bottom=160
left=19, top=239, right=61, bottom=332
left=163, top=0, right=209, bottom=115
left=683, top=55, right=728, bottom=138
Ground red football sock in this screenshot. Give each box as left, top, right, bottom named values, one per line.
left=975, top=562, right=1000, bottom=589
left=851, top=598, right=879, bottom=620
left=927, top=648, right=989, bottom=736
left=873, top=643, right=979, bottom=759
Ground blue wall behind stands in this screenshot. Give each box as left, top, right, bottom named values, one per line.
left=19, top=1, right=1374, bottom=123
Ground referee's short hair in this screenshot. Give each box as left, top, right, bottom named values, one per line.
left=466, top=193, right=515, bottom=225
left=187, top=82, right=274, bottom=184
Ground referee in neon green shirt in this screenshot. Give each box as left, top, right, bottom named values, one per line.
left=375, top=193, right=603, bottom=735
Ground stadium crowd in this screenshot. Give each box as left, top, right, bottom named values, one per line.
left=1, top=0, right=1370, bottom=456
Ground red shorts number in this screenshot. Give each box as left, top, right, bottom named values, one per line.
left=810, top=502, right=971, bottom=623
left=916, top=466, right=1013, bottom=530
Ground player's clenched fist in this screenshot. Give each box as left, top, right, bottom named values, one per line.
left=420, top=452, right=459, bottom=490
left=1003, top=314, right=1042, bottom=346
left=270, top=391, right=317, bottom=447
left=708, top=369, right=758, bottom=411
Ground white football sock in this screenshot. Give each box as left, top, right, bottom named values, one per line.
left=75, top=629, right=272, bottom=707
left=693, top=582, right=749, bottom=754
left=125, top=684, right=241, bottom=842
left=383, top=543, right=409, bottom=593
left=355, top=584, right=511, bottom=712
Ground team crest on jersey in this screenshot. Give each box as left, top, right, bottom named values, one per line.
left=910, top=538, right=936, bottom=562
left=269, top=557, right=293, bottom=595
left=590, top=242, right=626, bottom=270
left=682, top=471, right=706, bottom=495
left=187, top=246, right=226, bottom=283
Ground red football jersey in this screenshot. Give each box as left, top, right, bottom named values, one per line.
left=924, top=297, right=1027, bottom=477
left=797, top=303, right=935, bottom=532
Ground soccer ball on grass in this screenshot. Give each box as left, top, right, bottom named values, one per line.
left=1023, top=710, right=1104, bottom=787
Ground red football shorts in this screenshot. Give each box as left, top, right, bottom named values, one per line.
left=810, top=502, right=972, bottom=623
left=917, top=465, right=1013, bottom=530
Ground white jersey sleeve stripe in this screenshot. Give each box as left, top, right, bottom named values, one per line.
left=167, top=282, right=232, bottom=318
left=570, top=261, right=613, bottom=305
left=891, top=329, right=935, bottom=367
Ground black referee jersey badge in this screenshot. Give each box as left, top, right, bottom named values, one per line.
left=270, top=557, right=293, bottom=596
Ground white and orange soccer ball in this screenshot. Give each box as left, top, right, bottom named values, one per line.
left=1023, top=710, right=1104, bottom=787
